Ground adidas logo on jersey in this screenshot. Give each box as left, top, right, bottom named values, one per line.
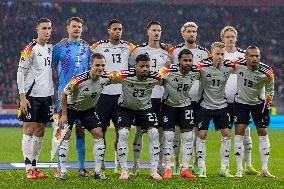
left=206, top=74, right=211, bottom=77
left=37, top=52, right=42, bottom=56
left=83, top=88, right=89, bottom=91
left=104, top=49, right=109, bottom=52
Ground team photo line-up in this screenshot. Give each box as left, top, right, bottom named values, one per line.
left=17, top=16, right=274, bottom=181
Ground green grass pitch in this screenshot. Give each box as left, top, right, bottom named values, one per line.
left=0, top=127, right=283, bottom=189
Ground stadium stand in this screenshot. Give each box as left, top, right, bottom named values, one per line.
left=0, top=1, right=283, bottom=112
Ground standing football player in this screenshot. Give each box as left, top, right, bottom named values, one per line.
left=233, top=46, right=275, bottom=178
left=129, top=21, right=170, bottom=175
left=52, top=17, right=92, bottom=177
left=169, top=21, right=210, bottom=174
left=221, top=26, right=259, bottom=175
left=17, top=18, right=53, bottom=179
left=90, top=19, right=135, bottom=173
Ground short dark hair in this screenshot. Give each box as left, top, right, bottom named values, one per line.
left=136, top=54, right=150, bottom=63
left=90, top=53, right=105, bottom=63
left=67, top=17, right=83, bottom=26
left=246, top=46, right=259, bottom=54
left=36, top=18, right=51, bottom=26
left=178, top=49, right=193, bottom=60
left=108, top=19, right=122, bottom=29
left=146, top=21, right=161, bottom=30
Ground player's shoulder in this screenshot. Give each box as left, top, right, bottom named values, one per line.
left=197, top=57, right=213, bottom=67
left=21, top=40, right=37, bottom=52
left=170, top=43, right=185, bottom=51
left=237, top=47, right=246, bottom=54
left=134, top=43, right=147, bottom=49
left=259, top=62, right=273, bottom=77
left=223, top=59, right=234, bottom=67
left=191, top=65, right=200, bottom=72
left=119, top=40, right=135, bottom=49
left=149, top=70, right=161, bottom=80
left=90, top=39, right=109, bottom=49
left=70, top=71, right=90, bottom=87
left=236, top=58, right=247, bottom=66
left=196, top=45, right=211, bottom=55
left=20, top=40, right=37, bottom=59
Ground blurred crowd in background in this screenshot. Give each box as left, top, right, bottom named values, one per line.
left=1, top=1, right=283, bottom=112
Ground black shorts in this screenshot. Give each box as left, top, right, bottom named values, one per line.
left=67, top=107, right=101, bottom=132
left=96, top=94, right=120, bottom=128
left=228, top=103, right=234, bottom=125
left=234, top=101, right=267, bottom=128
left=19, top=96, right=53, bottom=123
left=117, top=106, right=158, bottom=129
left=161, top=104, right=194, bottom=130
left=151, top=98, right=163, bottom=127
left=196, top=105, right=231, bottom=131
left=191, top=101, right=198, bottom=125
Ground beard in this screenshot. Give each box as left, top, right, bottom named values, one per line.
left=186, top=38, right=195, bottom=44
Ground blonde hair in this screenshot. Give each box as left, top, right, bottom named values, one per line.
left=220, top=26, right=238, bottom=40
left=181, top=22, right=198, bottom=33
left=211, top=42, right=226, bottom=51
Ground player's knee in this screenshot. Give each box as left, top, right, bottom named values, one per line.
left=164, top=131, right=174, bottom=144
left=64, top=130, right=72, bottom=140
left=182, top=132, right=193, bottom=144
left=34, top=124, right=45, bottom=137
left=222, top=129, right=231, bottom=138
left=198, top=131, right=207, bottom=140
left=92, top=128, right=103, bottom=139
left=256, top=128, right=267, bottom=136
left=118, top=128, right=129, bottom=143
left=148, top=127, right=159, bottom=141
left=75, top=125, right=85, bottom=135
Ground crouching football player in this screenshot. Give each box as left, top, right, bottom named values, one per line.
left=56, top=53, right=110, bottom=180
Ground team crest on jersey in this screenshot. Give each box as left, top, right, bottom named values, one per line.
left=223, top=72, right=230, bottom=77
left=128, top=83, right=134, bottom=88
left=118, top=47, right=127, bottom=53
left=26, top=112, right=31, bottom=120
left=100, top=83, right=107, bottom=88
left=146, top=83, right=152, bottom=89
left=172, top=78, right=179, bottom=82
left=239, top=72, right=244, bottom=76
left=253, top=75, right=260, bottom=81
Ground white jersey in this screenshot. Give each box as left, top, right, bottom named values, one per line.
left=233, top=59, right=274, bottom=105
left=161, top=64, right=200, bottom=107
left=17, top=39, right=54, bottom=97
left=197, top=58, right=233, bottom=109
left=64, top=71, right=110, bottom=111
left=129, top=43, right=171, bottom=98
left=170, top=43, right=210, bottom=102
left=113, top=69, right=161, bottom=110
left=90, top=39, right=135, bottom=95
left=224, top=47, right=245, bottom=103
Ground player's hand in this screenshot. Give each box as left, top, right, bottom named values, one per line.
left=262, top=104, right=270, bottom=126
left=60, top=38, right=68, bottom=43
left=59, top=115, right=67, bottom=129
left=161, top=43, right=173, bottom=51
left=20, top=97, right=31, bottom=114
